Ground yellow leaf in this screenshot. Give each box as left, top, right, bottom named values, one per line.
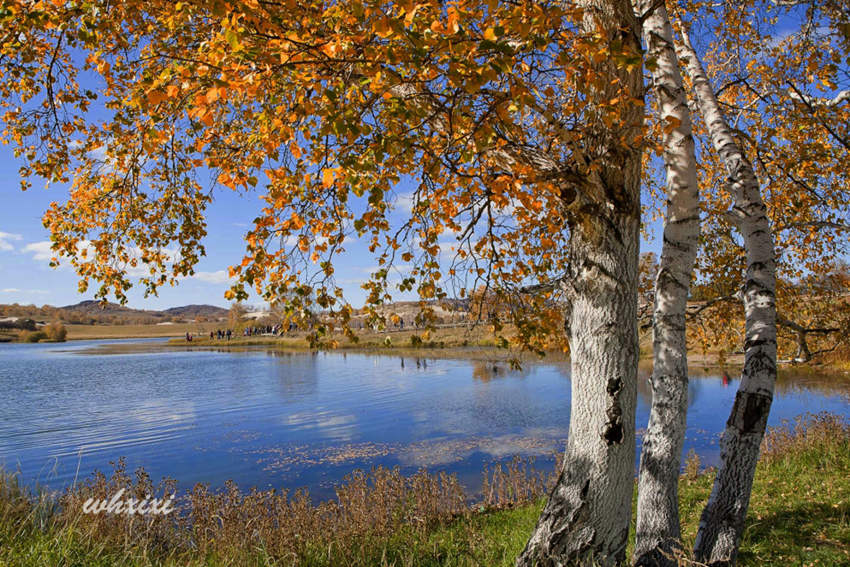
left=374, top=17, right=393, bottom=39
left=447, top=8, right=459, bottom=34
left=147, top=90, right=167, bottom=105
left=484, top=27, right=497, bottom=41
left=322, top=168, right=335, bottom=188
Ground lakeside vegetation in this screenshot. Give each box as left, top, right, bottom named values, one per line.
left=1, top=413, right=848, bottom=567
left=164, top=326, right=850, bottom=376
left=3, top=296, right=846, bottom=373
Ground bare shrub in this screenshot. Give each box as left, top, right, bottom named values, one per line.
left=683, top=449, right=701, bottom=481
left=44, top=321, right=67, bottom=341
left=18, top=330, right=47, bottom=343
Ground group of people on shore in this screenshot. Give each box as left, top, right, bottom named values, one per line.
left=212, top=328, right=233, bottom=340
left=184, top=328, right=232, bottom=342
left=185, top=323, right=301, bottom=342
left=241, top=324, right=283, bottom=337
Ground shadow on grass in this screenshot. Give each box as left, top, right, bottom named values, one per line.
left=738, top=501, right=850, bottom=564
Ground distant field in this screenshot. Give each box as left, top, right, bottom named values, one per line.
left=65, top=322, right=222, bottom=340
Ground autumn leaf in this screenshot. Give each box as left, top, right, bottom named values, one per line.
left=147, top=89, right=167, bottom=106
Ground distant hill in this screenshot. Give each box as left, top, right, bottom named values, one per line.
left=1, top=300, right=229, bottom=325
left=59, top=300, right=149, bottom=316
left=162, top=304, right=229, bottom=318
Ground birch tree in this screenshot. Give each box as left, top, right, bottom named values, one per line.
left=633, top=1, right=700, bottom=564
left=684, top=0, right=849, bottom=365
left=677, top=26, right=779, bottom=567
left=677, top=2, right=849, bottom=561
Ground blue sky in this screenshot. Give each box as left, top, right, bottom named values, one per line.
left=0, top=141, right=665, bottom=311
left=0, top=151, right=386, bottom=309
left=0, top=145, right=277, bottom=309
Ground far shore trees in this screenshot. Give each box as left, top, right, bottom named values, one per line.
left=43, top=321, right=68, bottom=341
left=227, top=302, right=248, bottom=332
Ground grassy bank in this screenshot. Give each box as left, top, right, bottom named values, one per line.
left=2, top=413, right=848, bottom=566
left=166, top=324, right=503, bottom=349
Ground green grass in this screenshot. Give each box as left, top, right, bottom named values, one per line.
left=2, top=414, right=849, bottom=566
left=675, top=414, right=850, bottom=566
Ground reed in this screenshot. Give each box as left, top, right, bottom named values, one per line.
left=2, top=412, right=848, bottom=566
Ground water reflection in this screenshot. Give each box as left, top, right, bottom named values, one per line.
left=270, top=353, right=319, bottom=398
left=471, top=360, right=532, bottom=382
left=0, top=339, right=847, bottom=499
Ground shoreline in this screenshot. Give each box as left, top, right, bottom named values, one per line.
left=4, top=324, right=848, bottom=376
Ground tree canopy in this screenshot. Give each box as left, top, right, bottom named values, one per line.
left=0, top=0, right=650, bottom=350
left=2, top=1, right=845, bottom=355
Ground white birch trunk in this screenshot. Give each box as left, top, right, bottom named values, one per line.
left=516, top=213, right=641, bottom=567
left=677, top=30, right=778, bottom=567
left=516, top=1, right=643, bottom=565
left=634, top=2, right=701, bottom=565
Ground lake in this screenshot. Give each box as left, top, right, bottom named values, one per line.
left=1, top=339, right=848, bottom=499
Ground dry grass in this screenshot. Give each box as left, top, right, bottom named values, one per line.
left=759, top=411, right=850, bottom=464
left=2, top=415, right=848, bottom=566
left=65, top=322, right=221, bottom=340
left=1, top=456, right=555, bottom=567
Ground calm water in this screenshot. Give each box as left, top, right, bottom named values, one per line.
left=1, top=339, right=848, bottom=499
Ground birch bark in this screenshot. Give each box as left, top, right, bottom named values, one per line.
left=677, top=29, right=778, bottom=567
left=516, top=1, right=644, bottom=565
left=633, top=2, right=701, bottom=565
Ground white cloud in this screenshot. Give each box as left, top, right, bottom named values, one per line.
left=0, top=288, right=49, bottom=295
left=120, top=245, right=179, bottom=277
left=0, top=231, right=23, bottom=252
left=23, top=241, right=54, bottom=261
left=87, top=144, right=118, bottom=174
left=282, top=234, right=354, bottom=249
left=360, top=263, right=412, bottom=274
left=190, top=270, right=232, bottom=284
left=22, top=240, right=178, bottom=276
left=23, top=240, right=95, bottom=263
left=393, top=192, right=416, bottom=213
left=439, top=241, right=458, bottom=256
